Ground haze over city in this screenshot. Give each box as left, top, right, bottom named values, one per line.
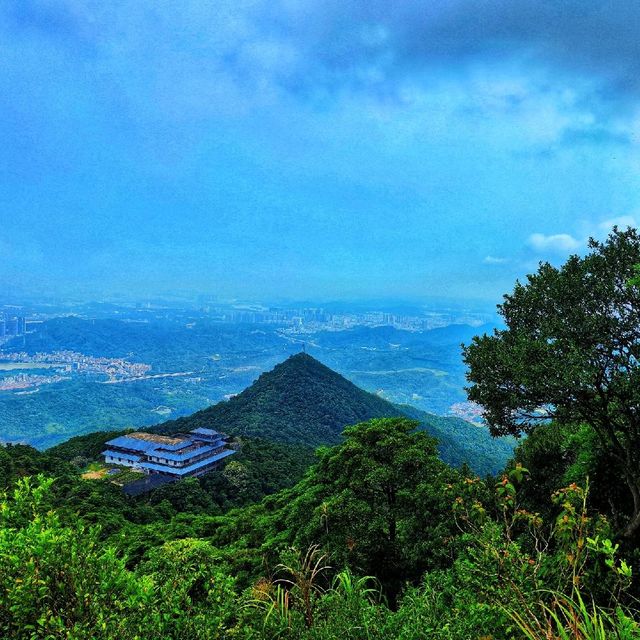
left=2, top=1, right=639, bottom=303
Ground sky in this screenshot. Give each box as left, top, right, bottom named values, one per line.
left=1, top=1, right=639, bottom=306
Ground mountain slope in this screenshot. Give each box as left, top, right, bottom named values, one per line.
left=399, top=404, right=516, bottom=476
left=152, top=352, right=402, bottom=446
left=152, top=352, right=514, bottom=473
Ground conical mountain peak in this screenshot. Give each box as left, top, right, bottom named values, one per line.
left=153, top=352, right=400, bottom=446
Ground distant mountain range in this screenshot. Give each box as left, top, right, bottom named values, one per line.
left=153, top=352, right=514, bottom=475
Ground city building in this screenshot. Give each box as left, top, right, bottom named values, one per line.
left=0, top=313, right=28, bottom=338
left=102, top=428, right=236, bottom=478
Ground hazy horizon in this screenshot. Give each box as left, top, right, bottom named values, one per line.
left=0, top=291, right=499, bottom=319
left=2, top=2, right=639, bottom=304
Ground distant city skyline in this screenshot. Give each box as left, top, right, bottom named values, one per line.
left=0, top=296, right=497, bottom=326
left=1, top=2, right=639, bottom=304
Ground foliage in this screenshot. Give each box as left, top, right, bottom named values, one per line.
left=271, top=545, right=331, bottom=629
left=198, top=438, right=317, bottom=509
left=138, top=538, right=237, bottom=639
left=400, top=403, right=515, bottom=476
left=1, top=416, right=640, bottom=638
left=509, top=589, right=640, bottom=640
left=0, top=476, right=154, bottom=639
left=463, top=227, right=640, bottom=538
left=511, top=422, right=636, bottom=536
left=0, top=434, right=318, bottom=575
left=200, top=417, right=468, bottom=609
left=0, top=443, right=73, bottom=488
left=285, top=418, right=462, bottom=603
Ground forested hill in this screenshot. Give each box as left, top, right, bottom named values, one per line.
left=152, top=352, right=513, bottom=473
left=153, top=352, right=400, bottom=446
left=400, top=404, right=516, bottom=476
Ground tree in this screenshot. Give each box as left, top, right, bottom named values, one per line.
left=0, top=476, right=154, bottom=638
left=510, top=422, right=636, bottom=533
left=286, top=417, right=461, bottom=603
left=463, top=227, right=640, bottom=538
left=139, top=538, right=237, bottom=639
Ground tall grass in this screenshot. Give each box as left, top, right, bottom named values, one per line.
left=507, top=590, right=640, bottom=640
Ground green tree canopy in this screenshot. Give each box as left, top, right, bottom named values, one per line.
left=463, top=227, right=640, bottom=538
left=285, top=417, right=462, bottom=603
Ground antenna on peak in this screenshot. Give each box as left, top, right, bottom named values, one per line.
left=302, top=342, right=306, bottom=353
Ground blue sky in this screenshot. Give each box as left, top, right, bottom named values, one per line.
left=1, top=1, right=639, bottom=305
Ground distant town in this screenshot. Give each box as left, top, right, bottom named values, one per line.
left=0, top=350, right=151, bottom=392
left=191, top=303, right=493, bottom=332
left=448, top=401, right=485, bottom=424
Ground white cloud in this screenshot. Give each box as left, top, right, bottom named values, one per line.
left=598, top=215, right=637, bottom=233
left=527, top=232, right=581, bottom=253
left=483, top=255, right=509, bottom=264
left=525, top=216, right=638, bottom=259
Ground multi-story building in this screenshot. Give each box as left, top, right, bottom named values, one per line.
left=0, top=314, right=27, bottom=337
left=102, top=428, right=236, bottom=478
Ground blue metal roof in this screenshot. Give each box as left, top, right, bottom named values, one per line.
left=105, top=435, right=161, bottom=454
left=102, top=449, right=142, bottom=463
left=190, top=438, right=226, bottom=449
left=105, top=434, right=193, bottom=454
left=153, top=440, right=192, bottom=451
left=138, top=449, right=236, bottom=476
left=149, top=444, right=216, bottom=462
left=191, top=427, right=220, bottom=436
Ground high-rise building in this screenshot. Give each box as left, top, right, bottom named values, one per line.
left=5, top=317, right=18, bottom=336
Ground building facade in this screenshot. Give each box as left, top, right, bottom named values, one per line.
left=102, top=428, right=236, bottom=478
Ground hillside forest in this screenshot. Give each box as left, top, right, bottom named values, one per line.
left=2, top=228, right=640, bottom=639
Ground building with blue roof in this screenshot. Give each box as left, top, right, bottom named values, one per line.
left=102, top=428, right=236, bottom=478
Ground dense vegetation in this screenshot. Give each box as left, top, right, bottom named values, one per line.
left=464, top=227, right=640, bottom=538
left=0, top=434, right=316, bottom=544
left=400, top=404, right=516, bottom=477
left=1, top=416, right=639, bottom=639
left=2, top=230, right=640, bottom=638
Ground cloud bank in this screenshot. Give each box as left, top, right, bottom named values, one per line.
left=6, top=1, right=640, bottom=107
